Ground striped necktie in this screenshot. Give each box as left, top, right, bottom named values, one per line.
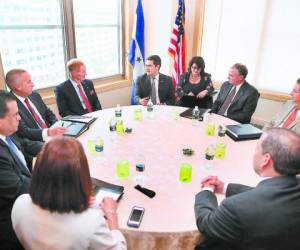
left=282, top=107, right=299, bottom=128
left=217, top=87, right=236, bottom=115
left=24, top=98, right=47, bottom=129
left=150, top=77, right=157, bottom=105
left=77, top=83, right=93, bottom=113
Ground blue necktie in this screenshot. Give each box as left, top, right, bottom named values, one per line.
left=5, top=136, right=29, bottom=173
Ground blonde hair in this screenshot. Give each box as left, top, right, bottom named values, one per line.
left=67, top=58, right=85, bottom=72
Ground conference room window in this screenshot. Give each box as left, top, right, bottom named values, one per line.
left=201, top=0, right=299, bottom=94
left=0, top=0, right=66, bottom=89
left=73, top=0, right=123, bottom=80
left=0, top=0, right=123, bottom=90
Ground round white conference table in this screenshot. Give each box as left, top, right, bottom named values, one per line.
left=78, top=105, right=262, bottom=250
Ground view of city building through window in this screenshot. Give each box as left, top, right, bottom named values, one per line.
left=0, top=0, right=123, bottom=90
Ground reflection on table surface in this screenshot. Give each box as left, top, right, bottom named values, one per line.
left=78, top=105, right=262, bottom=250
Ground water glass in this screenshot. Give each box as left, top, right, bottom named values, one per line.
left=214, top=142, right=226, bottom=159
left=218, top=124, right=227, bottom=137
left=116, top=119, right=124, bottom=135
left=117, top=160, right=130, bottom=179
left=205, top=123, right=216, bottom=136
left=134, top=108, right=143, bottom=121
left=179, top=163, right=192, bottom=183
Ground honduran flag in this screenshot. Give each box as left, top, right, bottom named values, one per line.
left=128, top=0, right=145, bottom=104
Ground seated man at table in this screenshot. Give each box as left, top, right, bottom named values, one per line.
left=0, top=90, right=43, bottom=249
left=210, top=63, right=259, bottom=123
left=194, top=128, right=300, bottom=250
left=5, top=69, right=66, bottom=142
left=264, top=78, right=300, bottom=134
left=55, top=59, right=102, bottom=117
left=134, top=55, right=175, bottom=106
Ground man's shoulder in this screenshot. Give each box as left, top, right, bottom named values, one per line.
left=159, top=73, right=172, bottom=81
left=243, top=81, right=259, bottom=94
left=56, top=79, right=71, bottom=90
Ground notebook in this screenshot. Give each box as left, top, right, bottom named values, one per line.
left=180, top=108, right=209, bottom=119
left=91, top=178, right=124, bottom=203
left=225, top=124, right=262, bottom=141
left=51, top=115, right=97, bottom=137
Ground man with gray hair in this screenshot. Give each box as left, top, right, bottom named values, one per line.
left=194, top=128, right=300, bottom=250
left=211, top=63, right=259, bottom=123
left=6, top=69, right=66, bottom=142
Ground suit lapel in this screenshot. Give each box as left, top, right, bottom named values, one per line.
left=231, top=82, right=247, bottom=106
left=15, top=96, right=39, bottom=128
left=0, top=138, right=30, bottom=176
left=275, top=101, right=294, bottom=127
left=158, top=74, right=164, bottom=101
left=67, top=80, right=83, bottom=108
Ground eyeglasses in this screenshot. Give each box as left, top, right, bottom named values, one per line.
left=191, top=66, right=200, bottom=70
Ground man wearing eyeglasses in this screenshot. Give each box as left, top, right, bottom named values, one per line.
left=0, top=91, right=42, bottom=249
left=134, top=55, right=175, bottom=106
left=264, top=78, right=300, bottom=134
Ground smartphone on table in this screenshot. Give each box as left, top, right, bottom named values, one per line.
left=127, top=206, right=145, bottom=228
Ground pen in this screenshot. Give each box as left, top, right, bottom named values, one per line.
left=62, top=122, right=64, bottom=127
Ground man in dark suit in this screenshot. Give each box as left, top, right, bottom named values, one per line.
left=134, top=55, right=175, bottom=106
left=211, top=63, right=259, bottom=123
left=5, top=69, right=66, bottom=142
left=0, top=91, right=43, bottom=249
left=55, top=59, right=102, bottom=117
left=194, top=128, right=300, bottom=250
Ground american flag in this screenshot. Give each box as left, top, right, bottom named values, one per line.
left=168, top=0, right=186, bottom=89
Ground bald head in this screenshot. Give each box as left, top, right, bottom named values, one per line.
left=261, top=128, right=300, bottom=175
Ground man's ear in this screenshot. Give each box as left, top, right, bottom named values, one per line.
left=260, top=153, right=272, bottom=171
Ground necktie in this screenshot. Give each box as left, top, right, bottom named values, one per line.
left=217, top=87, right=236, bottom=115
left=282, top=107, right=299, bottom=128
left=5, top=136, right=29, bottom=172
left=77, top=83, right=92, bottom=113
left=24, top=98, right=47, bottom=129
left=150, top=77, right=157, bottom=105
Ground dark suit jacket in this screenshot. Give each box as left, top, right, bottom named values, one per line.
left=211, top=81, right=259, bottom=123
left=134, top=73, right=175, bottom=105
left=194, top=176, right=300, bottom=250
left=15, top=92, right=57, bottom=141
left=55, top=79, right=102, bottom=117
left=0, top=134, right=42, bottom=249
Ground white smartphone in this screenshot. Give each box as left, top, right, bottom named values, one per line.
left=127, top=206, right=145, bottom=228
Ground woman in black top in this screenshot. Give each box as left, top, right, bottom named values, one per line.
left=176, top=56, right=214, bottom=108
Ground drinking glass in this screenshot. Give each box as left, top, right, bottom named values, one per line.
left=214, top=142, right=226, bottom=159
left=205, top=123, right=216, bottom=136
left=134, top=108, right=143, bottom=121
left=117, top=160, right=130, bottom=179
left=179, top=163, right=192, bottom=183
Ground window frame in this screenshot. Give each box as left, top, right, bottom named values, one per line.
left=0, top=0, right=129, bottom=97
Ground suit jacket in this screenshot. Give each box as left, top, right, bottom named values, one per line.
left=12, top=194, right=126, bottom=250
left=194, top=176, right=300, bottom=250
left=55, top=79, right=102, bottom=117
left=0, top=135, right=42, bottom=249
left=264, top=100, right=300, bottom=135
left=211, top=81, right=259, bottom=123
left=15, top=92, right=57, bottom=141
left=134, top=73, right=175, bottom=105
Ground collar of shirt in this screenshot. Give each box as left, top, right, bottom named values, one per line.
left=0, top=134, right=6, bottom=144
left=13, top=93, right=48, bottom=141
left=70, top=78, right=88, bottom=109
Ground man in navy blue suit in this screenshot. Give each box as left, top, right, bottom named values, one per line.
left=0, top=91, right=43, bottom=249
left=55, top=59, right=102, bottom=117
left=6, top=69, right=66, bottom=142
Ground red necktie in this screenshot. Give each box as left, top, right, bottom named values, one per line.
left=24, top=98, right=47, bottom=129
left=282, top=107, right=299, bottom=128
left=77, top=83, right=92, bottom=113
